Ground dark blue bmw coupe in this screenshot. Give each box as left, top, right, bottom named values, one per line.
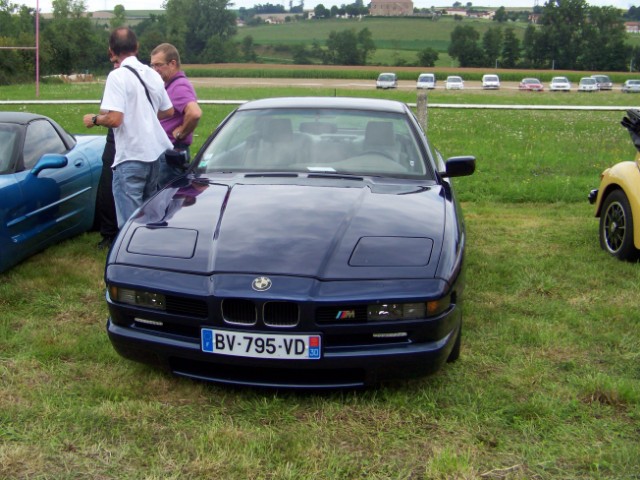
left=0, top=112, right=105, bottom=273
left=105, top=97, right=475, bottom=388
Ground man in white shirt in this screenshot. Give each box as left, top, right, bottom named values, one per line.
left=83, top=27, right=174, bottom=228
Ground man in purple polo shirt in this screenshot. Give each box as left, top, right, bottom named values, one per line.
left=150, top=43, right=203, bottom=188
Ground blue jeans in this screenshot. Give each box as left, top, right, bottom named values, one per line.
left=158, top=146, right=190, bottom=189
left=112, top=160, right=159, bottom=228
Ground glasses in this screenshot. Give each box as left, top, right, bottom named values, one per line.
left=150, top=62, right=168, bottom=69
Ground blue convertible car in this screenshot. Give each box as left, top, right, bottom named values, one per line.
left=105, top=97, right=475, bottom=388
left=0, top=112, right=105, bottom=273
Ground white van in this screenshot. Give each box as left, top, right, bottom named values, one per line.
left=376, top=73, right=398, bottom=89
left=482, top=74, right=501, bottom=90
left=416, top=73, right=436, bottom=89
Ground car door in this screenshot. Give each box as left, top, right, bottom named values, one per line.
left=6, top=119, right=91, bottom=257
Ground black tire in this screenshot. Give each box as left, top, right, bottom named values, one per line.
left=599, top=190, right=639, bottom=261
left=447, top=323, right=461, bottom=363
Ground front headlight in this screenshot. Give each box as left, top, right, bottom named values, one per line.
left=109, top=286, right=166, bottom=310
left=367, top=297, right=450, bottom=321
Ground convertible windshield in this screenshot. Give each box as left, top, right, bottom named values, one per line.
left=0, top=124, right=19, bottom=174
left=197, top=108, right=430, bottom=178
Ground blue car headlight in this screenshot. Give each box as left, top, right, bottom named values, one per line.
left=109, top=286, right=166, bottom=310
left=367, top=297, right=450, bottom=321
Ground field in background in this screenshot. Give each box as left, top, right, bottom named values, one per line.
left=237, top=16, right=640, bottom=66
left=0, top=82, right=639, bottom=479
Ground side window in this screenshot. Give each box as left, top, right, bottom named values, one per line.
left=0, top=129, right=18, bottom=174
left=23, top=120, right=67, bottom=170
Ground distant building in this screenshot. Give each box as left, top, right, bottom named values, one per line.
left=625, top=22, right=640, bottom=33
left=369, top=0, right=414, bottom=17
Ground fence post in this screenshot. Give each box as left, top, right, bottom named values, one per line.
left=417, top=90, right=427, bottom=132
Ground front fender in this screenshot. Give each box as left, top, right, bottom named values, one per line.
left=594, top=159, right=640, bottom=249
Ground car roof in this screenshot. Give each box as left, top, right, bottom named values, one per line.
left=0, top=112, right=46, bottom=125
left=236, top=97, right=409, bottom=114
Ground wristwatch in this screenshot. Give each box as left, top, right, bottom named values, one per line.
left=175, top=131, right=183, bottom=140
left=91, top=115, right=98, bottom=126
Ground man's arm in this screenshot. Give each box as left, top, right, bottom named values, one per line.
left=83, top=110, right=124, bottom=129
left=158, top=106, right=175, bottom=121
left=172, top=101, right=202, bottom=140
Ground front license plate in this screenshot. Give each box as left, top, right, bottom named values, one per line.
left=201, top=328, right=321, bottom=360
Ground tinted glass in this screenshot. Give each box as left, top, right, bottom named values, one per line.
left=23, top=119, right=67, bottom=169
left=0, top=124, right=20, bottom=174
left=197, top=108, right=430, bottom=178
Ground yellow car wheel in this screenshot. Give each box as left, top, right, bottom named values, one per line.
left=599, top=190, right=639, bottom=261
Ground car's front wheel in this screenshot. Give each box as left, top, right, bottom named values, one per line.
left=599, top=190, right=638, bottom=261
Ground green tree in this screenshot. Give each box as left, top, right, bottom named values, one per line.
left=241, top=35, right=258, bottom=62
left=482, top=27, right=502, bottom=67
left=357, top=27, right=375, bottom=64
left=416, top=47, right=439, bottom=67
left=136, top=15, right=167, bottom=60
left=493, top=6, right=507, bottom=23
left=580, top=6, right=628, bottom=70
left=448, top=24, right=483, bottom=67
left=521, top=23, right=547, bottom=68
left=540, top=0, right=587, bottom=70
left=325, top=29, right=359, bottom=64
left=164, top=0, right=237, bottom=63
left=324, top=28, right=375, bottom=65
left=110, top=4, right=126, bottom=29
left=292, top=44, right=312, bottom=64
left=314, top=4, right=330, bottom=18
left=41, top=0, right=103, bottom=74
left=500, top=27, right=520, bottom=69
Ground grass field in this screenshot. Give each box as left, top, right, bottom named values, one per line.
left=0, top=81, right=639, bottom=479
left=236, top=16, right=640, bottom=66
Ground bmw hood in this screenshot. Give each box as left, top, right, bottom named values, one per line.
left=111, top=177, right=450, bottom=280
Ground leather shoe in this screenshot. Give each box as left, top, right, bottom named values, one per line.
left=97, top=236, right=113, bottom=250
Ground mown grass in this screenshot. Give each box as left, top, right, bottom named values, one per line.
left=237, top=16, right=640, bottom=66
left=0, top=80, right=639, bottom=479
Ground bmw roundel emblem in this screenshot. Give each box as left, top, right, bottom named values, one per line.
left=252, top=276, right=272, bottom=291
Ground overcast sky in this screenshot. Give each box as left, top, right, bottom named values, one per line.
left=21, top=0, right=637, bottom=14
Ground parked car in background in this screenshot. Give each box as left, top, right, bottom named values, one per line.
left=591, top=74, right=613, bottom=91
left=376, top=72, right=398, bottom=89
left=578, top=77, right=599, bottom=92
left=445, top=75, right=464, bottom=90
left=416, top=73, right=436, bottom=89
left=104, top=96, right=476, bottom=388
left=549, top=76, right=572, bottom=92
left=0, top=112, right=105, bottom=273
left=621, top=79, right=640, bottom=93
left=589, top=109, right=640, bottom=261
left=518, top=78, right=544, bottom=91
left=481, top=74, right=500, bottom=90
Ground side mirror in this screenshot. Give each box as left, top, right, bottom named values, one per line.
left=31, top=154, right=68, bottom=176
left=441, top=156, right=475, bottom=178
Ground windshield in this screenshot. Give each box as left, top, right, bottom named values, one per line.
left=0, top=124, right=20, bottom=174
left=196, top=108, right=431, bottom=179
left=378, top=75, right=395, bottom=82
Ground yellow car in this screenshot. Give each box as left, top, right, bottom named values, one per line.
left=589, top=113, right=640, bottom=260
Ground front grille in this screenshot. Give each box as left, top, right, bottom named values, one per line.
left=264, top=302, right=299, bottom=327
left=222, top=299, right=257, bottom=325
left=165, top=296, right=208, bottom=318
